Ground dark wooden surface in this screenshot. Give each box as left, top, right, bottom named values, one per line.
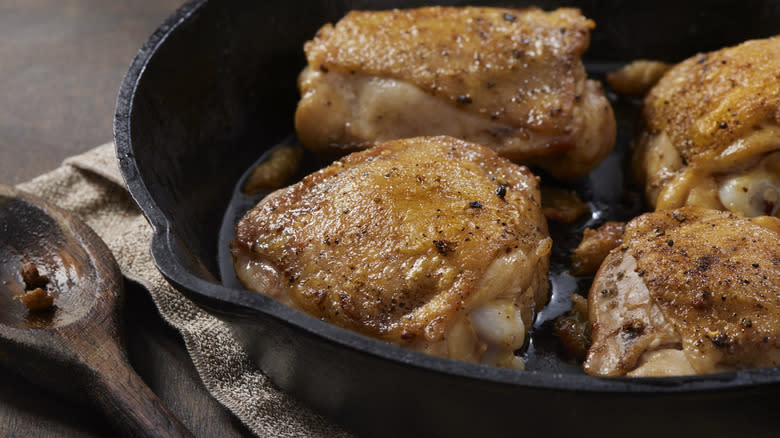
left=0, top=1, right=255, bottom=437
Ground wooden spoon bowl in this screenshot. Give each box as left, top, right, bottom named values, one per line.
left=0, top=188, right=94, bottom=330
left=0, top=185, right=192, bottom=438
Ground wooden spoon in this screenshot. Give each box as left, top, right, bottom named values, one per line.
left=0, top=185, right=193, bottom=438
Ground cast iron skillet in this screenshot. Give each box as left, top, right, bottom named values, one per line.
left=114, top=0, right=780, bottom=436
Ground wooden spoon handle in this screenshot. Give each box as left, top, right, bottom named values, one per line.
left=88, top=353, right=194, bottom=438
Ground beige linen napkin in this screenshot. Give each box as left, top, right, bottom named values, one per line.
left=17, top=143, right=350, bottom=438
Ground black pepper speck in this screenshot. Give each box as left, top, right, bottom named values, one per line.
left=456, top=95, right=473, bottom=104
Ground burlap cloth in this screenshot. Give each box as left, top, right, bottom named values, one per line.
left=17, top=143, right=351, bottom=438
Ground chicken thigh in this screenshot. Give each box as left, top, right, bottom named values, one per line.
left=634, top=36, right=780, bottom=217
left=295, top=7, right=616, bottom=180
left=232, top=136, right=552, bottom=369
left=585, top=206, right=780, bottom=377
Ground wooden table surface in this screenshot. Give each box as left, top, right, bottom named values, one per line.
left=0, top=1, right=255, bottom=437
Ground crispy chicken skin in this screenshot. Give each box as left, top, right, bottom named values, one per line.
left=295, top=7, right=616, bottom=180
left=585, top=207, right=780, bottom=377
left=232, top=136, right=552, bottom=369
left=634, top=36, right=780, bottom=216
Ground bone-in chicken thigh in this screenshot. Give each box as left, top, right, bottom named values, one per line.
left=295, top=7, right=616, bottom=180
left=585, top=207, right=780, bottom=377
left=634, top=36, right=780, bottom=217
left=232, top=136, right=551, bottom=369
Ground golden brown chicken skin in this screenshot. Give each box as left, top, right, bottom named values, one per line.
left=232, top=136, right=552, bottom=369
left=295, top=7, right=616, bottom=180
left=585, top=207, right=780, bottom=377
left=635, top=36, right=780, bottom=217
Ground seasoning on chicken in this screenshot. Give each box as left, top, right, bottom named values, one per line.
left=634, top=36, right=780, bottom=217
left=232, top=136, right=552, bottom=369
left=584, top=207, right=780, bottom=377
left=295, top=6, right=616, bottom=180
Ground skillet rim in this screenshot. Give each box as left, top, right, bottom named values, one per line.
left=112, top=0, right=780, bottom=395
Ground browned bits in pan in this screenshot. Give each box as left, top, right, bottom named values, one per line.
left=553, top=294, right=591, bottom=361
left=570, top=221, right=626, bottom=276
left=243, top=145, right=304, bottom=194
left=540, top=187, right=590, bottom=224
left=606, top=59, right=671, bottom=96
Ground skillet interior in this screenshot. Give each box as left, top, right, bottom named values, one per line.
left=114, top=0, right=780, bottom=435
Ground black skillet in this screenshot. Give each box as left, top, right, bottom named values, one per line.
left=114, top=1, right=780, bottom=436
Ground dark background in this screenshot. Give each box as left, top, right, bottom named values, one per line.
left=1, top=0, right=180, bottom=184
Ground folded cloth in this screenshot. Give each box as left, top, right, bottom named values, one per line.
left=17, top=143, right=349, bottom=438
